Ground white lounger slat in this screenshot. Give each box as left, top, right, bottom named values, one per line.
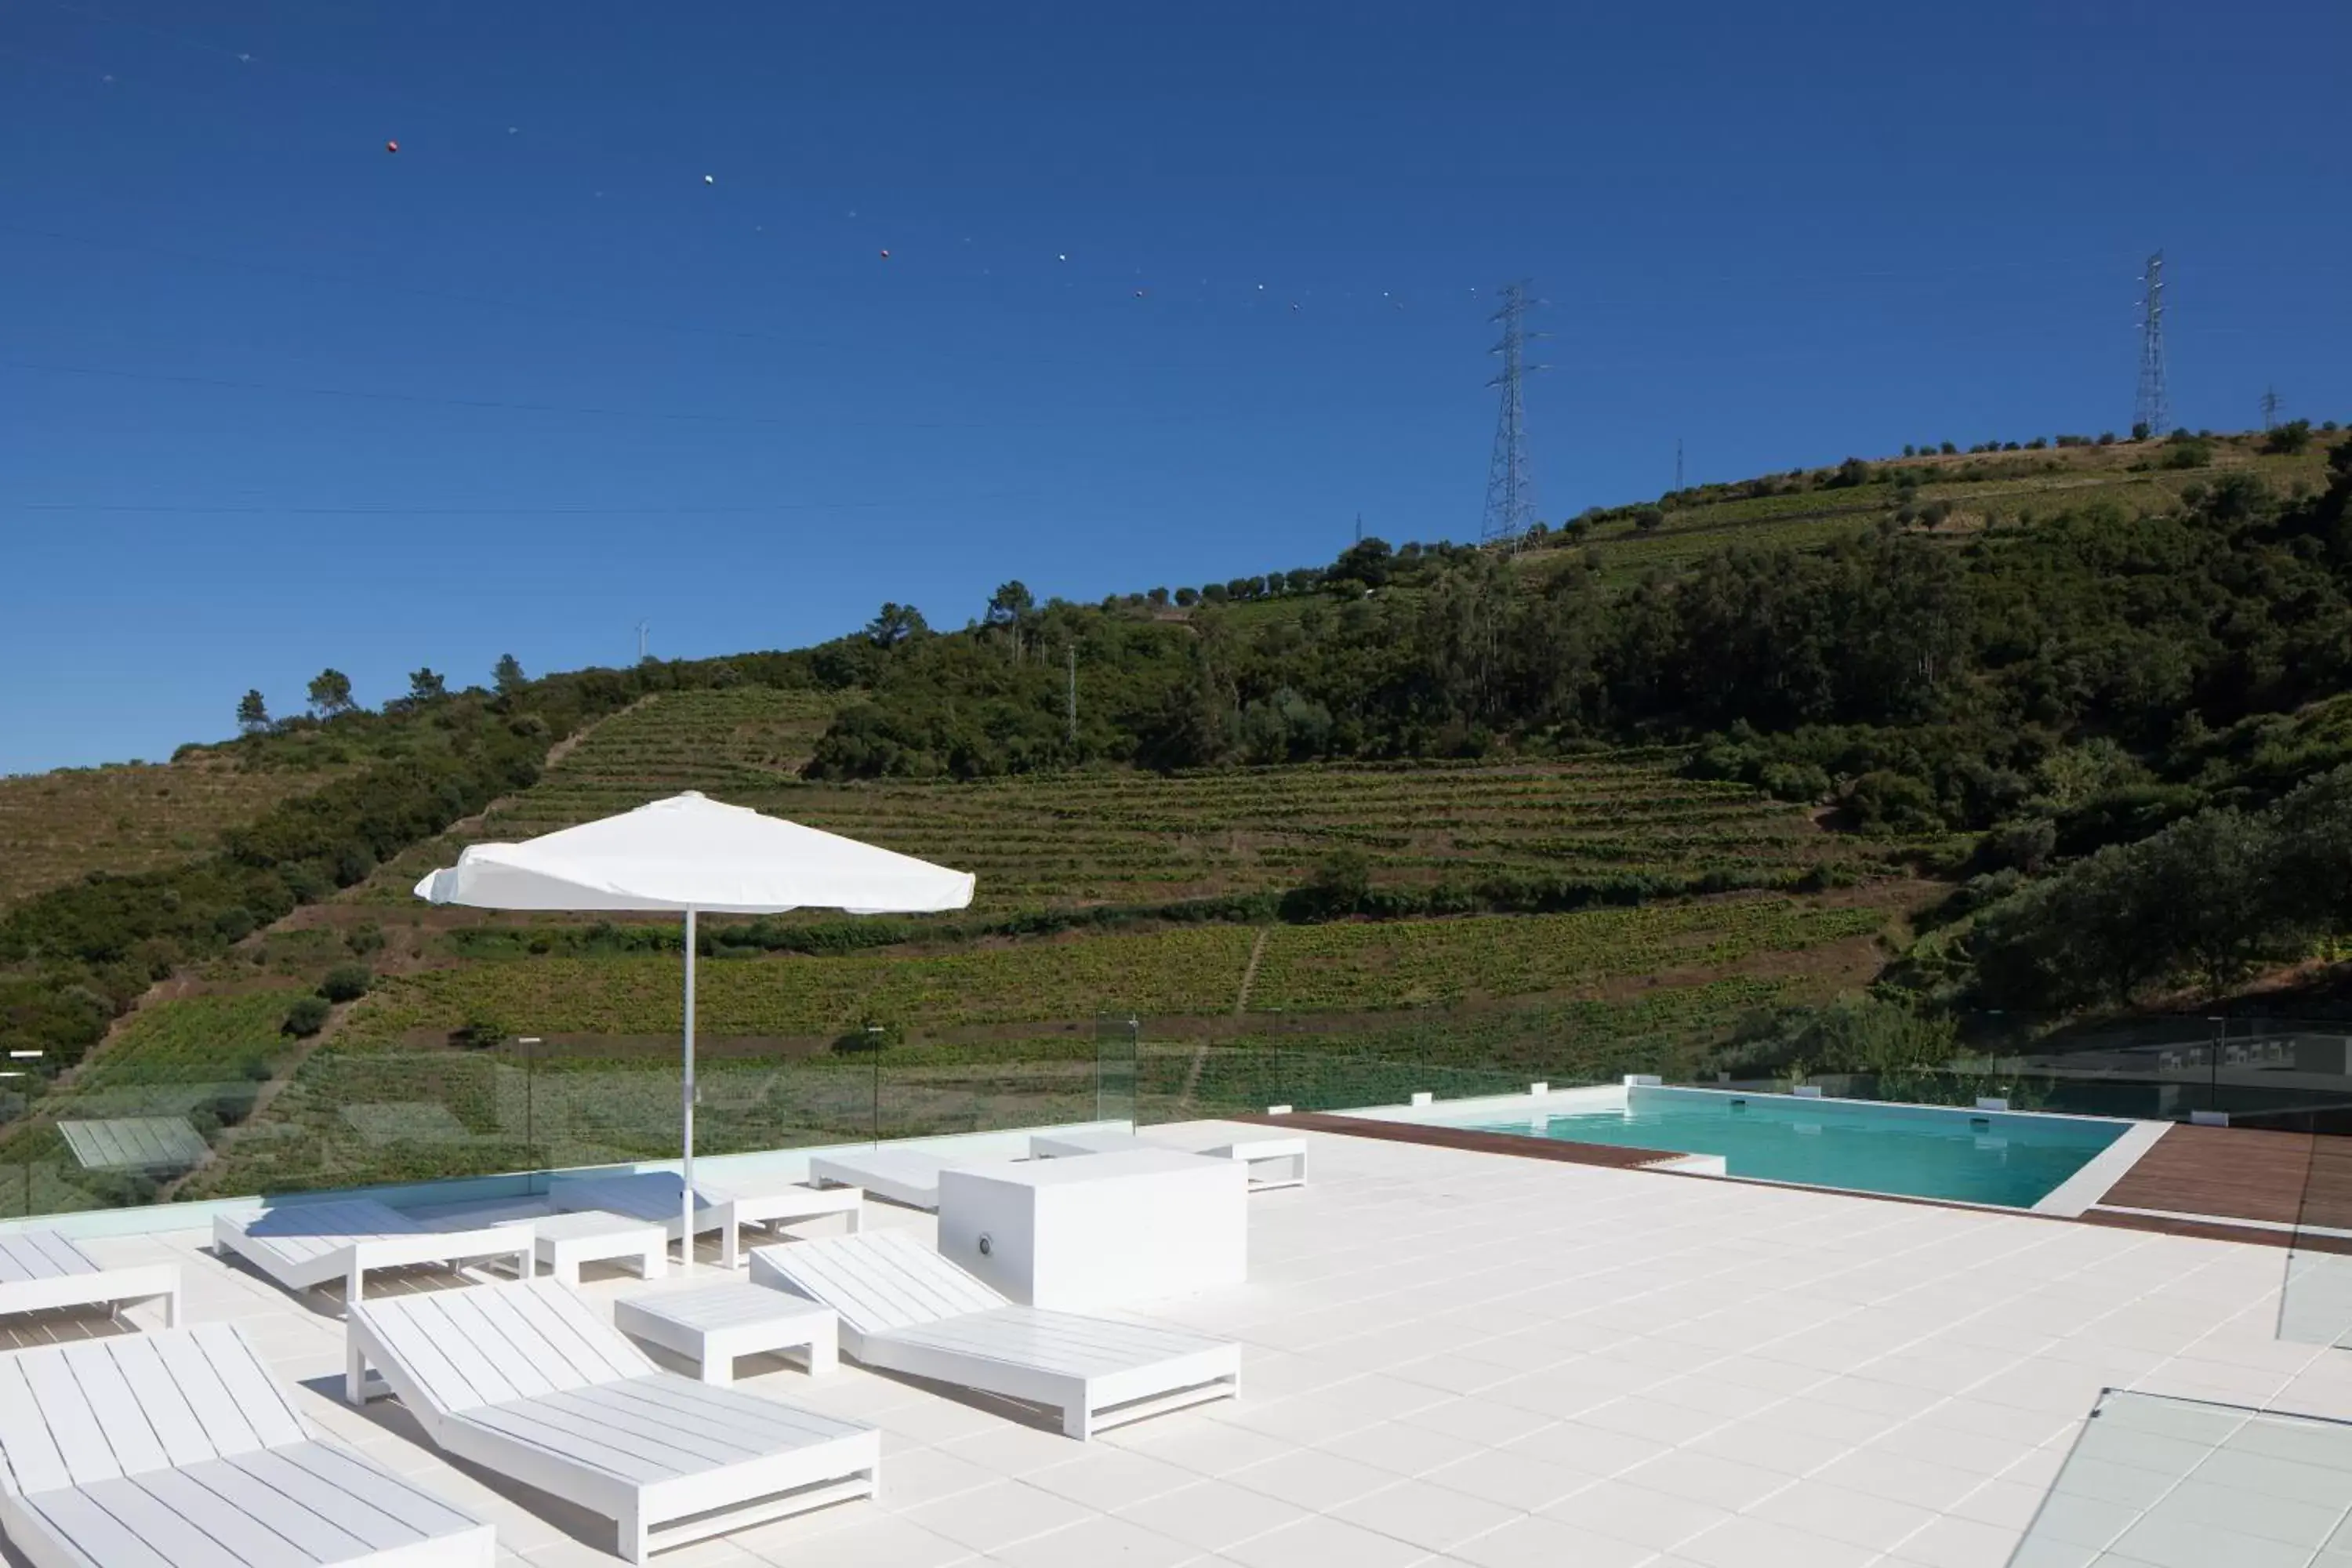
left=550, top=1172, right=861, bottom=1268
left=887, top=1306, right=1228, bottom=1377
left=806, top=1151, right=946, bottom=1210
left=104, top=1339, right=217, bottom=1470
left=111, top=1468, right=316, bottom=1568
left=0, top=1324, right=492, bottom=1568
left=149, top=1323, right=307, bottom=1453
left=273, top=1439, right=491, bottom=1539
left=18, top=1354, right=119, bottom=1488
left=0, top=1232, right=82, bottom=1282
left=70, top=1478, right=254, bottom=1568
left=550, top=1174, right=717, bottom=1236
left=17, top=1486, right=183, bottom=1568
left=0, top=1227, right=180, bottom=1327
left=755, top=1229, right=1003, bottom=1339
left=53, top=1338, right=172, bottom=1476
left=750, top=1232, right=1240, bottom=1440
left=0, top=1355, right=71, bottom=1496
left=471, top=1275, right=651, bottom=1388
left=348, top=1279, right=878, bottom=1561
left=213, top=1198, right=531, bottom=1305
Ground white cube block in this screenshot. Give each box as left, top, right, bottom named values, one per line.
left=938, top=1148, right=1247, bottom=1311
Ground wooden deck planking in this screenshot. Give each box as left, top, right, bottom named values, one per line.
left=2096, top=1123, right=2338, bottom=1227
left=1236, top=1110, right=1671, bottom=1171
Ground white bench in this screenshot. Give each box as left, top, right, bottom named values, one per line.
left=614, top=1283, right=838, bottom=1385
left=1030, top=1131, right=1310, bottom=1190
left=753, top=1230, right=1240, bottom=1440
left=1207, top=1137, right=1309, bottom=1190
left=805, top=1149, right=952, bottom=1211
left=548, top=1171, right=863, bottom=1268
left=348, top=1277, right=878, bottom=1562
left=0, top=1323, right=492, bottom=1567
left=0, top=1228, right=179, bottom=1327
left=213, top=1197, right=532, bottom=1306
left=528, top=1210, right=668, bottom=1287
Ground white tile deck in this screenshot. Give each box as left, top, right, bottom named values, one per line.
left=9, top=1119, right=2352, bottom=1567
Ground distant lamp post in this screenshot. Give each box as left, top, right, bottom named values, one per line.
left=3, top=1053, right=39, bottom=1219
left=518, top=1038, right=543, bottom=1180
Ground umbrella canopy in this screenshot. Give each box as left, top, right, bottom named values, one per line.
left=413, top=790, right=974, bottom=1265
left=412, top=790, right=974, bottom=914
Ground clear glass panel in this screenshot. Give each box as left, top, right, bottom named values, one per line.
left=1094, top=1013, right=1138, bottom=1127
left=878, top=1039, right=1098, bottom=1142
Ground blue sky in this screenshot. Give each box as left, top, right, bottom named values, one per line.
left=4, top=0, right=2347, bottom=773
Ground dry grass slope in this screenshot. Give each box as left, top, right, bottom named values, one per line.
left=0, top=753, right=345, bottom=909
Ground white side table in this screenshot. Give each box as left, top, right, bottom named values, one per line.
left=612, top=1283, right=838, bottom=1385
left=530, top=1211, right=668, bottom=1287
left=938, top=1148, right=1247, bottom=1311
left=1204, top=1138, right=1308, bottom=1191
left=712, top=1181, right=863, bottom=1269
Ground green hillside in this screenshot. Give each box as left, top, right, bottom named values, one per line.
left=347, top=688, right=1864, bottom=916
left=5, top=422, right=2351, bottom=1212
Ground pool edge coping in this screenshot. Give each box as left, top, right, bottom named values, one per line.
left=1237, top=1109, right=2340, bottom=1251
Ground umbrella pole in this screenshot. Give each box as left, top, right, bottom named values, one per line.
left=682, top=908, right=697, bottom=1272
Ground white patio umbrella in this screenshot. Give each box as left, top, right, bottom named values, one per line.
left=414, top=790, right=974, bottom=1265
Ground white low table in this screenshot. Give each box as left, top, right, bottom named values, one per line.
left=938, top=1147, right=1247, bottom=1311
left=528, top=1210, right=667, bottom=1287
left=611, top=1283, right=837, bottom=1386
left=1206, top=1137, right=1308, bottom=1191
left=1029, top=1131, right=1309, bottom=1192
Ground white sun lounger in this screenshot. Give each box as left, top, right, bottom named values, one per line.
left=212, top=1197, right=533, bottom=1306
left=804, top=1149, right=954, bottom=1210
left=547, top=1171, right=862, bottom=1269
left=0, top=1323, right=493, bottom=1568
left=750, top=1230, right=1240, bottom=1439
left=0, top=1229, right=179, bottom=1327
left=1029, top=1130, right=1311, bottom=1190
left=347, top=1277, right=879, bottom=1562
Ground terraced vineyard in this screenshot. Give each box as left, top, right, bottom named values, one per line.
left=326, top=895, right=1878, bottom=1047
left=358, top=687, right=841, bottom=898
left=0, top=754, right=342, bottom=909
left=1247, top=902, right=1885, bottom=1011
left=346, top=924, right=1260, bottom=1041
left=353, top=688, right=1855, bottom=913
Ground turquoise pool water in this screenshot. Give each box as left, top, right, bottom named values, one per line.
left=1464, top=1091, right=2127, bottom=1207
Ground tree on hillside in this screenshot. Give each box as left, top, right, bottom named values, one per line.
left=235, top=689, right=270, bottom=734
left=1174, top=586, right=1200, bottom=607
left=492, top=653, right=527, bottom=695
left=408, top=668, right=448, bottom=702
left=2267, top=419, right=2314, bottom=456
left=865, top=602, right=930, bottom=649
left=306, top=668, right=354, bottom=717
left=984, top=581, right=1034, bottom=628
left=1147, top=586, right=1170, bottom=608
left=1328, top=536, right=1393, bottom=592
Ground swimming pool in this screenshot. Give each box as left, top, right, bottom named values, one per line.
left=1451, top=1087, right=2131, bottom=1209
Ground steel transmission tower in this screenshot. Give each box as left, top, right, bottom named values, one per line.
left=2135, top=251, right=2169, bottom=437
left=2262, top=387, right=2281, bottom=430
left=1480, top=281, right=1545, bottom=549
